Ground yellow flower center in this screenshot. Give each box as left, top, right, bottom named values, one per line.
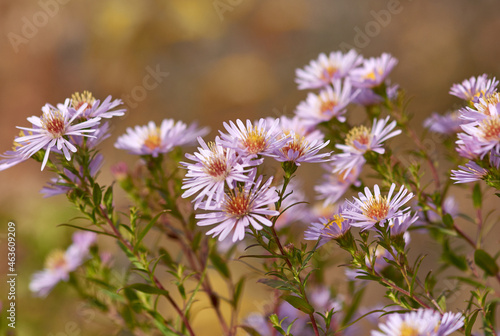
left=144, top=128, right=161, bottom=150
left=45, top=250, right=68, bottom=271
left=242, top=127, right=268, bottom=154
left=320, top=98, right=337, bottom=114
left=399, top=322, right=420, bottom=336
left=480, top=117, right=500, bottom=141
left=475, top=93, right=500, bottom=116
left=324, top=214, right=344, bottom=230
left=72, top=91, right=95, bottom=111
left=362, top=196, right=389, bottom=221
left=281, top=135, right=307, bottom=159
left=345, top=126, right=371, bottom=149
left=321, top=65, right=338, bottom=81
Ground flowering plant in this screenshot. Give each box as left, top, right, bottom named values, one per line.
left=4, top=51, right=500, bottom=335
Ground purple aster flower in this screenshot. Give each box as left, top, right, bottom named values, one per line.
left=69, top=91, right=126, bottom=119
left=114, top=119, right=208, bottom=157
left=295, top=80, right=359, bottom=126
left=389, top=212, right=419, bottom=237
left=315, top=162, right=362, bottom=206
left=371, top=309, right=464, bottom=336
left=295, top=49, right=362, bottom=90
left=352, top=82, right=399, bottom=106
left=458, top=94, right=500, bottom=123
left=451, top=161, right=488, bottom=183
left=455, top=133, right=481, bottom=159
left=304, top=205, right=352, bottom=246
left=459, top=110, right=500, bottom=158
left=273, top=132, right=331, bottom=165
left=181, top=137, right=261, bottom=210
left=196, top=175, right=279, bottom=242
left=449, top=74, right=498, bottom=102
left=342, top=183, right=413, bottom=230
left=0, top=147, right=29, bottom=172
left=40, top=154, right=104, bottom=197
left=333, top=117, right=401, bottom=175
left=29, top=231, right=97, bottom=297
left=424, top=111, right=464, bottom=134
left=349, top=53, right=398, bottom=89
left=14, top=99, right=101, bottom=170
left=270, top=115, right=325, bottom=144
left=219, top=118, right=289, bottom=158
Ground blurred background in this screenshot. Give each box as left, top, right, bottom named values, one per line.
left=1, top=0, right=500, bottom=334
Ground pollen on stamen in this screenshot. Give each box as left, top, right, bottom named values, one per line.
left=345, top=126, right=371, bottom=149
left=242, top=127, right=268, bottom=154
left=144, top=130, right=161, bottom=150
left=399, top=323, right=420, bottom=336
left=223, top=190, right=252, bottom=218
left=203, top=143, right=229, bottom=180
left=72, top=91, right=96, bottom=111
left=320, top=98, right=337, bottom=114
left=281, top=135, right=307, bottom=157
left=323, top=214, right=344, bottom=230
left=362, top=196, right=389, bottom=221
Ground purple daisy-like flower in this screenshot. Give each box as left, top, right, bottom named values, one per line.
left=424, top=111, right=464, bottom=134
left=315, top=162, right=362, bottom=206
left=459, top=108, right=500, bottom=158
left=271, top=115, right=325, bottom=144
left=219, top=118, right=289, bottom=157
left=352, top=81, right=399, bottom=106
left=273, top=132, right=331, bottom=165
left=181, top=137, right=261, bottom=210
left=295, top=80, right=359, bottom=126
left=332, top=117, right=401, bottom=175
left=69, top=91, right=126, bottom=119
left=114, top=119, right=208, bottom=157
left=458, top=94, right=500, bottom=123
left=40, top=154, right=104, bottom=197
left=342, top=183, right=413, bottom=230
left=349, top=53, right=398, bottom=89
left=449, top=74, right=498, bottom=102
left=196, top=175, right=279, bottom=242
left=295, top=49, right=362, bottom=90
left=451, top=161, right=488, bottom=183
left=389, top=212, right=419, bottom=237
left=14, top=99, right=101, bottom=171
left=455, top=134, right=481, bottom=160
left=371, top=309, right=464, bottom=336
left=29, top=231, right=97, bottom=297
left=304, top=205, right=352, bottom=246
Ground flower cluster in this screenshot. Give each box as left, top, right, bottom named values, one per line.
left=182, top=117, right=332, bottom=242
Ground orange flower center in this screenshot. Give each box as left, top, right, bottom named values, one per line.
left=223, top=191, right=252, bottom=218
left=204, top=143, right=229, bottom=181
left=320, top=98, right=337, bottom=114
left=144, top=130, right=161, bottom=150
left=362, top=196, right=389, bottom=221
left=281, top=135, right=307, bottom=159
left=321, top=65, right=338, bottom=81
left=45, top=250, right=68, bottom=271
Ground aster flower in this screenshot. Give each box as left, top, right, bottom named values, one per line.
left=388, top=212, right=419, bottom=237
left=342, top=183, right=413, bottom=230
left=451, top=161, right=488, bottom=183
left=114, top=119, right=208, bottom=157
left=304, top=208, right=352, bottom=246
left=295, top=80, right=358, bottom=126
left=295, top=49, right=362, bottom=90
left=219, top=118, right=289, bottom=157
left=349, top=53, right=398, bottom=89
left=69, top=91, right=126, bottom=119
left=455, top=134, right=481, bottom=160
left=333, top=117, right=401, bottom=175
left=352, top=82, right=399, bottom=106
left=371, top=309, right=464, bottom=336
left=274, top=132, right=331, bottom=165
left=449, top=74, right=498, bottom=102
left=0, top=146, right=29, bottom=171
left=315, top=162, right=362, bottom=206
left=29, top=232, right=97, bottom=297
left=196, top=176, right=279, bottom=242
left=40, top=154, right=104, bottom=197
left=181, top=137, right=261, bottom=209
left=458, top=93, right=500, bottom=123
left=14, top=99, right=101, bottom=171
left=459, top=111, right=500, bottom=158
left=424, top=111, right=464, bottom=134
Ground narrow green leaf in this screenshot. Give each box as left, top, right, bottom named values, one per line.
left=472, top=183, right=482, bottom=209
left=124, top=283, right=170, bottom=297
left=465, top=310, right=479, bottom=336
left=135, top=210, right=168, bottom=253
left=103, top=185, right=114, bottom=211
left=232, top=277, right=245, bottom=309
left=281, top=295, right=314, bottom=315
left=474, top=249, right=499, bottom=276
left=92, top=182, right=102, bottom=206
